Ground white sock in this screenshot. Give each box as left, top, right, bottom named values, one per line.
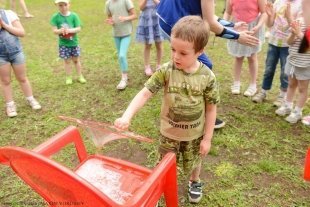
left=121, top=73, right=128, bottom=81
left=26, top=96, right=35, bottom=101
left=249, top=84, right=257, bottom=90
left=6, top=101, right=15, bottom=106
left=279, top=90, right=286, bottom=97
left=233, top=81, right=240, bottom=86
left=285, top=101, right=293, bottom=109
left=261, top=89, right=267, bottom=94
left=294, top=106, right=302, bottom=114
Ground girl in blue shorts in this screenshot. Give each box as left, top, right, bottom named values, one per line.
left=0, top=8, right=41, bottom=117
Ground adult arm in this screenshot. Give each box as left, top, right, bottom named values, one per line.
left=201, top=0, right=258, bottom=46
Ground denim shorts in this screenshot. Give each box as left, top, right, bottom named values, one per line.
left=158, top=135, right=203, bottom=177
left=0, top=51, right=25, bottom=66
left=59, top=45, right=80, bottom=59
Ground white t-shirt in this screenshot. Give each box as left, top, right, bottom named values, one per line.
left=1, top=10, right=19, bottom=26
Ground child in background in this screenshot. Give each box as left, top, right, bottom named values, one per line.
left=136, top=0, right=165, bottom=77
left=224, top=0, right=267, bottom=97
left=252, top=0, right=302, bottom=106
left=275, top=17, right=310, bottom=123
left=105, top=0, right=137, bottom=90
left=300, top=0, right=310, bottom=126
left=115, top=16, right=219, bottom=204
left=50, top=0, right=86, bottom=85
left=10, top=0, right=33, bottom=18
left=0, top=7, right=41, bottom=117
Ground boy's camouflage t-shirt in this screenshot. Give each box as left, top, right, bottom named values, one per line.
left=145, top=61, right=220, bottom=141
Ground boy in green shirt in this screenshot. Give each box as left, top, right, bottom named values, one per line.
left=50, top=0, right=86, bottom=85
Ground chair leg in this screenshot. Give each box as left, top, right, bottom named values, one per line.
left=304, top=148, right=310, bottom=181
left=164, top=161, right=178, bottom=207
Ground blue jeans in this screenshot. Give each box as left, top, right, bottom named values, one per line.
left=159, top=18, right=213, bottom=69
left=114, top=35, right=131, bottom=73
left=261, top=44, right=288, bottom=91
left=0, top=27, right=24, bottom=66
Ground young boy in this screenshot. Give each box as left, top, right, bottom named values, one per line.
left=50, top=0, right=86, bottom=85
left=114, top=16, right=219, bottom=204
left=252, top=0, right=302, bottom=106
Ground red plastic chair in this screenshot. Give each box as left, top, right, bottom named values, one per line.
left=304, top=148, right=310, bottom=181
left=0, top=126, right=178, bottom=207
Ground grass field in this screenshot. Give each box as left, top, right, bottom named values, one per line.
left=0, top=0, right=310, bottom=206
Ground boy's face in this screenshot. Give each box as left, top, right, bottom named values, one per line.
left=170, top=37, right=202, bottom=71
left=57, top=2, right=70, bottom=15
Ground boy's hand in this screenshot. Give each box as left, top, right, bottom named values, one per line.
left=114, top=117, right=130, bottom=130
left=199, top=139, right=211, bottom=157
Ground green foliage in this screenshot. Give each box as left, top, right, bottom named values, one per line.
left=0, top=0, right=309, bottom=206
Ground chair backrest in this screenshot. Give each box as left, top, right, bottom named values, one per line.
left=304, top=148, right=310, bottom=181
left=0, top=147, right=119, bottom=207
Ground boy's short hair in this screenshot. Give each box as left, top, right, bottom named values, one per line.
left=55, top=0, right=69, bottom=4
left=171, top=15, right=210, bottom=53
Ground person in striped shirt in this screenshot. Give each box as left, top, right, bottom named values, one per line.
left=275, top=16, right=310, bottom=124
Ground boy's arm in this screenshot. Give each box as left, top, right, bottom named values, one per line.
left=52, top=26, right=63, bottom=35
left=114, top=87, right=154, bottom=130
left=200, top=103, right=216, bottom=156
left=67, top=26, right=81, bottom=34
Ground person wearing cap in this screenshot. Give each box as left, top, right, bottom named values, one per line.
left=50, top=0, right=87, bottom=85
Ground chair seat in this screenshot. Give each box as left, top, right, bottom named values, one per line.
left=75, top=156, right=151, bottom=205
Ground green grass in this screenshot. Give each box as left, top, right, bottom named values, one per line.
left=0, top=0, right=310, bottom=206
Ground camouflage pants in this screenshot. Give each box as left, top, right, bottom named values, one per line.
left=158, top=135, right=203, bottom=178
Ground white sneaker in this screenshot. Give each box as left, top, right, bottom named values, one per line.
left=302, top=115, right=310, bottom=126
left=285, top=110, right=302, bottom=124
left=275, top=105, right=292, bottom=116
left=28, top=98, right=42, bottom=110
left=273, top=95, right=285, bottom=107
left=252, top=91, right=266, bottom=103
left=243, top=86, right=257, bottom=97
left=116, top=78, right=127, bottom=90
left=6, top=103, right=17, bottom=117
left=231, top=83, right=240, bottom=95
